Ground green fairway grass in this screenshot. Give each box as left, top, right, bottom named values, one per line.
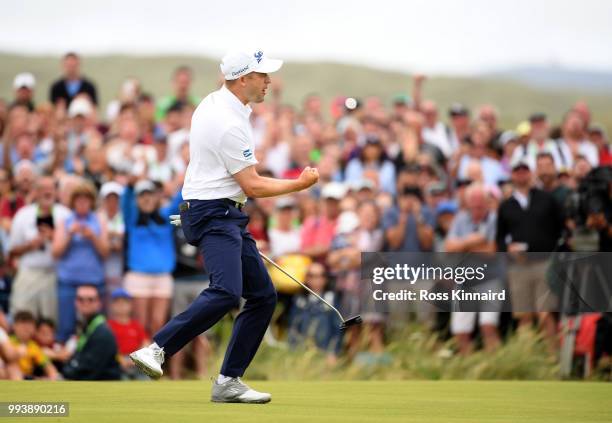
left=0, top=380, right=610, bottom=423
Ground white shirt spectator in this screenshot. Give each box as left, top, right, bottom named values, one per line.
left=182, top=85, right=258, bottom=203
left=422, top=122, right=453, bottom=158
left=9, top=203, right=70, bottom=269
left=269, top=227, right=301, bottom=258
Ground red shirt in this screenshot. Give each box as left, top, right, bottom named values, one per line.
left=0, top=195, right=26, bottom=219
left=300, top=216, right=337, bottom=251
left=108, top=319, right=148, bottom=355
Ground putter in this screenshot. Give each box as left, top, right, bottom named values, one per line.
left=170, top=214, right=362, bottom=330
left=259, top=252, right=362, bottom=330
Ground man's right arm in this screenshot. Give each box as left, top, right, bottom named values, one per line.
left=233, top=165, right=318, bottom=198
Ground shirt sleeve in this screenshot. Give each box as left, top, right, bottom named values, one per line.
left=219, top=126, right=258, bottom=175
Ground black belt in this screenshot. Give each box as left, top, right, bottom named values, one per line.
left=180, top=199, right=245, bottom=212
left=222, top=198, right=245, bottom=210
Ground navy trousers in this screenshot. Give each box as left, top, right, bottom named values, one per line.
left=153, top=199, right=277, bottom=377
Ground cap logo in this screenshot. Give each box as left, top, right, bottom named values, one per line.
left=232, top=65, right=249, bottom=77
left=254, top=50, right=263, bottom=63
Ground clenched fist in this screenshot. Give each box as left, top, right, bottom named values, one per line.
left=298, top=166, right=319, bottom=190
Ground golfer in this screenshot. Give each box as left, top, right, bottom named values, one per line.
left=130, top=49, right=319, bottom=403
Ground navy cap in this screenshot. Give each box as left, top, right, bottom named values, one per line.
left=111, top=288, right=132, bottom=300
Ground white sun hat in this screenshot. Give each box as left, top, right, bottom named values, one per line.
left=220, top=49, right=283, bottom=80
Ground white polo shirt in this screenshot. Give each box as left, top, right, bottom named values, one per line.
left=182, top=85, right=258, bottom=203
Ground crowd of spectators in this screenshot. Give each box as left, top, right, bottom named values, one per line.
left=0, top=52, right=610, bottom=380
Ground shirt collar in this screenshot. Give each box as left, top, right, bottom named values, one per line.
left=219, top=84, right=252, bottom=118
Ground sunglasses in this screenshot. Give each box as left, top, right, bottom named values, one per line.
left=307, top=273, right=326, bottom=278
left=76, top=296, right=98, bottom=303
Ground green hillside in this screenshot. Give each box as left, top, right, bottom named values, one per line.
left=1, top=52, right=611, bottom=132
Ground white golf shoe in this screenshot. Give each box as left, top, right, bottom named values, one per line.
left=211, top=377, right=271, bottom=404
left=129, top=345, right=165, bottom=379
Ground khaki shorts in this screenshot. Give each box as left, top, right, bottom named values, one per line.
left=124, top=272, right=173, bottom=299
left=10, top=267, right=58, bottom=323
left=508, top=260, right=558, bottom=313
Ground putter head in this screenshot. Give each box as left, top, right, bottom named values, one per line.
left=340, top=315, right=363, bottom=330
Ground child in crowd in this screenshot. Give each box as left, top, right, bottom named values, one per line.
left=107, top=288, right=149, bottom=379
left=8, top=311, right=58, bottom=380
left=35, top=318, right=73, bottom=372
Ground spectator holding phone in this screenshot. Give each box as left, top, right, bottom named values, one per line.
left=52, top=181, right=109, bottom=342
left=8, top=176, right=70, bottom=322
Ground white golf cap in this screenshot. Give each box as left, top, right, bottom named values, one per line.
left=321, top=182, right=347, bottom=200
left=220, top=49, right=283, bottom=80
left=99, top=181, right=124, bottom=198
left=13, top=72, right=35, bottom=90
left=68, top=97, right=94, bottom=118
left=134, top=179, right=156, bottom=195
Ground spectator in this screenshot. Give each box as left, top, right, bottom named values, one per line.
left=588, top=125, right=611, bottom=166
left=445, top=183, right=501, bottom=354
left=535, top=152, right=571, bottom=208
left=155, top=66, right=199, bottom=121
left=558, top=110, right=599, bottom=168
left=511, top=113, right=569, bottom=172
left=52, top=181, right=109, bottom=342
left=107, top=288, right=149, bottom=380
left=11, top=73, right=36, bottom=112
left=421, top=100, right=453, bottom=159
left=0, top=313, right=19, bottom=379
left=8, top=176, right=70, bottom=322
left=121, top=179, right=182, bottom=336
left=287, top=262, right=342, bottom=364
left=0, top=160, right=36, bottom=231
left=8, top=310, right=58, bottom=380
left=49, top=52, right=98, bottom=107
left=457, top=120, right=508, bottom=185
left=62, top=285, right=121, bottom=380
left=301, top=182, right=344, bottom=261
left=35, top=318, right=72, bottom=372
left=433, top=200, right=458, bottom=252
left=384, top=185, right=435, bottom=252
left=477, top=104, right=503, bottom=154
left=344, top=136, right=396, bottom=195
left=98, top=182, right=125, bottom=302
left=269, top=196, right=302, bottom=258
left=496, top=157, right=563, bottom=341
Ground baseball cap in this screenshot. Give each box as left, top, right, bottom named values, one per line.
left=351, top=179, right=376, bottom=192
left=68, top=97, right=93, bottom=118
left=528, top=112, right=547, bottom=123
left=13, top=72, right=35, bottom=90
left=516, top=121, right=531, bottom=137
left=220, top=49, right=283, bottom=80
left=436, top=200, right=458, bottom=216
left=275, top=197, right=296, bottom=210
left=499, top=130, right=518, bottom=146
left=449, top=103, right=470, bottom=117
left=321, top=182, right=347, bottom=200
left=392, top=94, right=412, bottom=106
left=511, top=156, right=531, bottom=171
left=111, top=288, right=132, bottom=300
left=134, top=179, right=156, bottom=195
left=99, top=181, right=124, bottom=199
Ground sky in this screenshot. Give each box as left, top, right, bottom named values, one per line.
left=1, top=0, right=611, bottom=75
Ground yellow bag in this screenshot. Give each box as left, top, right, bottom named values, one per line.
left=267, top=254, right=312, bottom=294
